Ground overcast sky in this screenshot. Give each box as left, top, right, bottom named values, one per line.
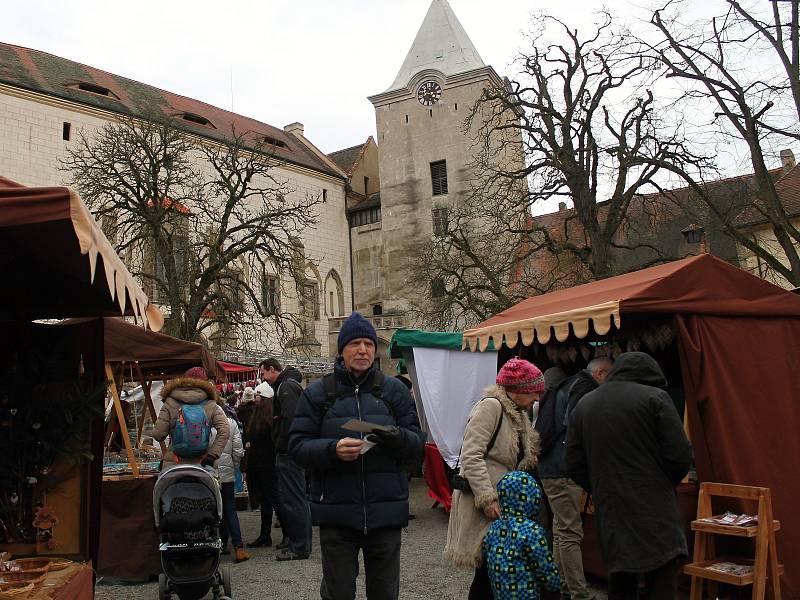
left=2, top=0, right=647, bottom=154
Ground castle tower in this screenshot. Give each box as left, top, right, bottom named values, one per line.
left=368, top=0, right=510, bottom=319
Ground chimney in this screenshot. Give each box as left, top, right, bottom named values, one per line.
left=780, top=149, right=796, bottom=174
left=558, top=202, right=567, bottom=211
left=284, top=122, right=304, bottom=136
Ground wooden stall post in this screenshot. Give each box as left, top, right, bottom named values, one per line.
left=135, top=362, right=167, bottom=454
left=105, top=362, right=140, bottom=477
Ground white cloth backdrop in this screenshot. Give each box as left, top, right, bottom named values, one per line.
left=411, top=346, right=498, bottom=468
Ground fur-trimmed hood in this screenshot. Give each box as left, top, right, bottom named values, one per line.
left=152, top=376, right=230, bottom=465
left=162, top=377, right=219, bottom=405
left=482, top=384, right=539, bottom=473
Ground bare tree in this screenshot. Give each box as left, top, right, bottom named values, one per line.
left=467, top=12, right=707, bottom=280
left=649, top=0, right=800, bottom=285
left=62, top=114, right=322, bottom=347
left=405, top=196, right=581, bottom=330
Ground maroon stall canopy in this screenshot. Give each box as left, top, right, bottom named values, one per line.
left=0, top=176, right=162, bottom=329
left=465, top=254, right=800, bottom=598
left=62, top=317, right=222, bottom=381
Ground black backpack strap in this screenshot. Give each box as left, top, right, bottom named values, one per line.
left=371, top=370, right=384, bottom=398
left=323, top=373, right=337, bottom=408
left=456, top=397, right=504, bottom=470
left=486, top=410, right=503, bottom=455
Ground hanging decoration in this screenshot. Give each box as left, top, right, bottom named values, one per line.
left=542, top=323, right=677, bottom=365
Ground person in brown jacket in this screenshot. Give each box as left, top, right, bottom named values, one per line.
left=153, top=367, right=230, bottom=470
left=443, top=358, right=543, bottom=600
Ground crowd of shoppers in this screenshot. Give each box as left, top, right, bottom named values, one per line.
left=153, top=313, right=691, bottom=600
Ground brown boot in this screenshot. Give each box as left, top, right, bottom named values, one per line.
left=234, top=547, right=250, bottom=563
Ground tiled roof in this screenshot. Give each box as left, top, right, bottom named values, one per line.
left=736, top=164, right=800, bottom=226
left=328, top=141, right=368, bottom=177
left=0, top=43, right=344, bottom=180
left=534, top=167, right=787, bottom=231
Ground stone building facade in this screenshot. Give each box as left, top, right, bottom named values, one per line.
left=0, top=43, right=350, bottom=369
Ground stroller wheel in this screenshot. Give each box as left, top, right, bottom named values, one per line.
left=222, top=565, right=232, bottom=597
left=158, top=573, right=171, bottom=600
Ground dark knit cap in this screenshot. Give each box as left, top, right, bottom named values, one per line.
left=337, top=312, right=378, bottom=354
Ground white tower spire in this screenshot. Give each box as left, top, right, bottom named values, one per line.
left=387, top=0, right=485, bottom=92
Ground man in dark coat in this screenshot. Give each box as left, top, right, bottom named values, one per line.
left=289, top=312, right=425, bottom=600
left=565, top=352, right=692, bottom=600
left=536, top=357, right=610, bottom=600
left=259, top=357, right=311, bottom=561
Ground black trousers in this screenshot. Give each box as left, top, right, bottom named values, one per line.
left=247, top=467, right=281, bottom=539
left=608, top=558, right=678, bottom=600
left=468, top=564, right=493, bottom=600
left=319, top=526, right=401, bottom=600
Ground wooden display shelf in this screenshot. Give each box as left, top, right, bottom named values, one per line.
left=685, top=557, right=784, bottom=587
left=691, top=519, right=781, bottom=538
left=686, top=482, right=782, bottom=600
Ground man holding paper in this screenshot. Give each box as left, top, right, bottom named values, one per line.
left=289, top=312, right=425, bottom=600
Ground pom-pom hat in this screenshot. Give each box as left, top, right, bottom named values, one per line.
left=184, top=366, right=209, bottom=380
left=496, top=358, right=545, bottom=393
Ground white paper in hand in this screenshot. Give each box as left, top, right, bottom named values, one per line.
left=359, top=439, right=376, bottom=454
left=342, top=419, right=393, bottom=434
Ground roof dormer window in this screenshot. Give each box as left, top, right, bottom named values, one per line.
left=179, top=112, right=215, bottom=128
left=67, top=81, right=120, bottom=100
left=264, top=136, right=289, bottom=149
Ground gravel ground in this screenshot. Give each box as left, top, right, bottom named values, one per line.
left=95, top=478, right=608, bottom=600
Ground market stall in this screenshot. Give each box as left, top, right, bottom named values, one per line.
left=388, top=329, right=498, bottom=510
left=80, top=317, right=225, bottom=580
left=94, top=316, right=223, bottom=477
left=0, top=176, right=161, bottom=596
left=463, top=254, right=800, bottom=598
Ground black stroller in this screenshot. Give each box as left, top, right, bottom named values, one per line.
left=153, top=464, right=231, bottom=600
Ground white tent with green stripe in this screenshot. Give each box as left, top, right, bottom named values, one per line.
left=388, top=329, right=497, bottom=467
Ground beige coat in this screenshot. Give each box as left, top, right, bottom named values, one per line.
left=152, top=377, right=230, bottom=467
left=442, top=385, right=539, bottom=568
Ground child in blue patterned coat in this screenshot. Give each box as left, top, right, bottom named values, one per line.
left=482, top=470, right=561, bottom=599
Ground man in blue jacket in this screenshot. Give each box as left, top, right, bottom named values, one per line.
left=289, top=312, right=425, bottom=600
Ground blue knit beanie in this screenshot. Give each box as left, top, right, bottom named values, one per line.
left=337, top=312, right=378, bottom=354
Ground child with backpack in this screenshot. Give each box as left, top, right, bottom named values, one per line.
left=153, top=366, right=230, bottom=470
left=483, top=470, right=561, bottom=600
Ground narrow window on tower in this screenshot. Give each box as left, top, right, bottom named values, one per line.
left=405, top=114, right=409, bottom=124
left=430, top=160, right=448, bottom=196
left=364, top=176, right=369, bottom=196
left=455, top=103, right=458, bottom=111
left=431, top=278, right=446, bottom=298
left=432, top=207, right=449, bottom=237
left=322, top=188, right=328, bottom=202
left=62, top=122, right=71, bottom=141
left=429, top=109, right=433, bottom=117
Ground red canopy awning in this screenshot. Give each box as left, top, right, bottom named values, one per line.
left=464, top=254, right=800, bottom=350
left=218, top=361, right=256, bottom=374
left=0, top=176, right=162, bottom=329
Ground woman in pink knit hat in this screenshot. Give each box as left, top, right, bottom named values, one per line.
left=443, top=357, right=544, bottom=599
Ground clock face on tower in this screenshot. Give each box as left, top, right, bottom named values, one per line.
left=417, top=80, right=443, bottom=106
